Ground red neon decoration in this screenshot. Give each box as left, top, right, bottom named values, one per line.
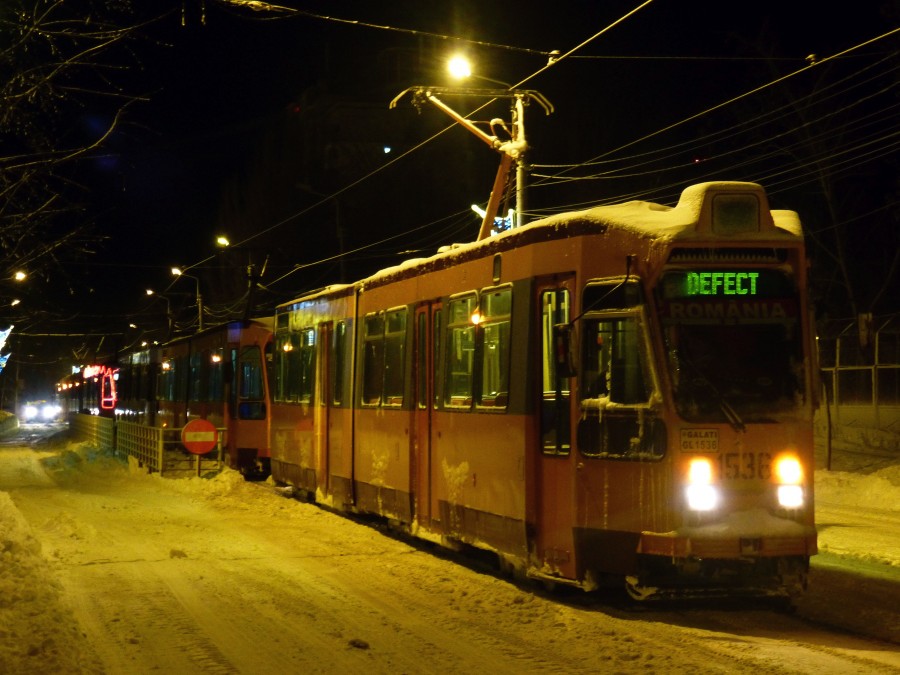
left=81, top=364, right=119, bottom=410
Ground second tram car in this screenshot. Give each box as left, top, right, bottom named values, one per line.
left=266, top=182, right=817, bottom=598
left=156, top=319, right=275, bottom=477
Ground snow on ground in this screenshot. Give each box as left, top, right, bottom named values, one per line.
left=1, top=434, right=899, bottom=674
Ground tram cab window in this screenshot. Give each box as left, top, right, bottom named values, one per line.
left=577, top=280, right=665, bottom=460
left=235, top=346, right=266, bottom=420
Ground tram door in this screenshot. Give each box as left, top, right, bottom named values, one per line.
left=535, top=277, right=577, bottom=580
left=316, top=321, right=332, bottom=496
left=412, top=302, right=441, bottom=528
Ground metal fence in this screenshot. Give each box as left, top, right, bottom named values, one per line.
left=816, top=315, right=900, bottom=452
left=68, top=413, right=225, bottom=477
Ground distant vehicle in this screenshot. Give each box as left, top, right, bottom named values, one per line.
left=21, top=400, right=62, bottom=424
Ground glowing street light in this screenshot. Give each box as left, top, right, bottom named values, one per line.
left=448, top=54, right=472, bottom=79
left=171, top=267, right=204, bottom=331
left=446, top=54, right=511, bottom=89
left=146, top=289, right=172, bottom=338
left=391, top=64, right=552, bottom=240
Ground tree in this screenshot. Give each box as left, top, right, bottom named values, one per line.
left=0, top=0, right=154, bottom=318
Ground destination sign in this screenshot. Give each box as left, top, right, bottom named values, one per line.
left=684, top=271, right=758, bottom=296
left=659, top=269, right=794, bottom=300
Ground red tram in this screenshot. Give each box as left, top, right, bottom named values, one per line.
left=155, top=319, right=274, bottom=477
left=59, top=320, right=275, bottom=477
left=274, top=182, right=818, bottom=598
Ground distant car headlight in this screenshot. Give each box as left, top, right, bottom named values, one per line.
left=23, top=405, right=38, bottom=420
left=41, top=404, right=61, bottom=420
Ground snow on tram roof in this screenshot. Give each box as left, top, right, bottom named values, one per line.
left=281, top=182, right=802, bottom=305
left=532, top=181, right=802, bottom=240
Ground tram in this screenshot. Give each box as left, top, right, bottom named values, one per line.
left=263, top=182, right=817, bottom=597
left=156, top=319, right=274, bottom=477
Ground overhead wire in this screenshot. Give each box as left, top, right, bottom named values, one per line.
left=202, top=0, right=657, bottom=291
left=177, top=4, right=896, bottom=307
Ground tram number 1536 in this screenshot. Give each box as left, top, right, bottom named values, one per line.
left=719, top=452, right=772, bottom=481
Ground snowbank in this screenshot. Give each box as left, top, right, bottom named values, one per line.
left=0, top=491, right=93, bottom=673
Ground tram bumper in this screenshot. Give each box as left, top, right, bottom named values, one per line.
left=626, top=526, right=817, bottom=600
left=638, top=529, right=818, bottom=559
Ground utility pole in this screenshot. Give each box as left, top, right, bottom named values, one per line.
left=390, top=86, right=552, bottom=239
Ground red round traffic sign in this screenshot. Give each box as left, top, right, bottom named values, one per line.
left=181, top=418, right=218, bottom=454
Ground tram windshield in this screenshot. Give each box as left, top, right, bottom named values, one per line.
left=656, top=269, right=805, bottom=424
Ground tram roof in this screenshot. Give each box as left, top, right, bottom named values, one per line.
left=277, top=182, right=802, bottom=310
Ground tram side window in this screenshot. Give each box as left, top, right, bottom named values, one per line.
left=417, top=313, right=427, bottom=409
left=177, top=356, right=189, bottom=403
left=333, top=321, right=346, bottom=406
left=274, top=334, right=289, bottom=402
left=208, top=349, right=224, bottom=402
left=295, top=328, right=316, bottom=403
left=383, top=309, right=407, bottom=406
left=433, top=310, right=442, bottom=409
left=236, top=346, right=266, bottom=420
left=541, top=289, right=571, bottom=454
left=274, top=328, right=315, bottom=403
left=189, top=351, right=203, bottom=402
left=361, top=309, right=408, bottom=407
left=444, top=295, right=477, bottom=408
left=159, top=360, right=174, bottom=401
left=362, top=314, right=385, bottom=405
left=478, top=288, right=512, bottom=409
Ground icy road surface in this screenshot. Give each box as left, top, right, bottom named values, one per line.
left=1, top=438, right=899, bottom=674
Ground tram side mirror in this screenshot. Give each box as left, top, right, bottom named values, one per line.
left=553, top=323, right=577, bottom=378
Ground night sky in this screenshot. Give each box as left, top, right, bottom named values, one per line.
left=4, top=0, right=898, bottom=398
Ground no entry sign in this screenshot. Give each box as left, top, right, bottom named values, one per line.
left=181, top=418, right=218, bottom=454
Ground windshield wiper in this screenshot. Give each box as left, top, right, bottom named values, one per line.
left=675, top=352, right=746, bottom=433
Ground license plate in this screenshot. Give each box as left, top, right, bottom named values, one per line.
left=680, top=428, right=719, bottom=452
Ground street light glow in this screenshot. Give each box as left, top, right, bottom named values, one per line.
left=448, top=55, right=471, bottom=80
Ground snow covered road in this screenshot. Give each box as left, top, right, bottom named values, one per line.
left=1, top=439, right=899, bottom=674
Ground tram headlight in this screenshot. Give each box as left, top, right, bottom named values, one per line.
left=685, top=457, right=719, bottom=511
left=774, top=454, right=805, bottom=508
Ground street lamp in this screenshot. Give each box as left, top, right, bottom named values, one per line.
left=447, top=54, right=512, bottom=89
left=146, top=289, right=172, bottom=338
left=171, top=267, right=204, bottom=331
left=391, top=64, right=552, bottom=240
